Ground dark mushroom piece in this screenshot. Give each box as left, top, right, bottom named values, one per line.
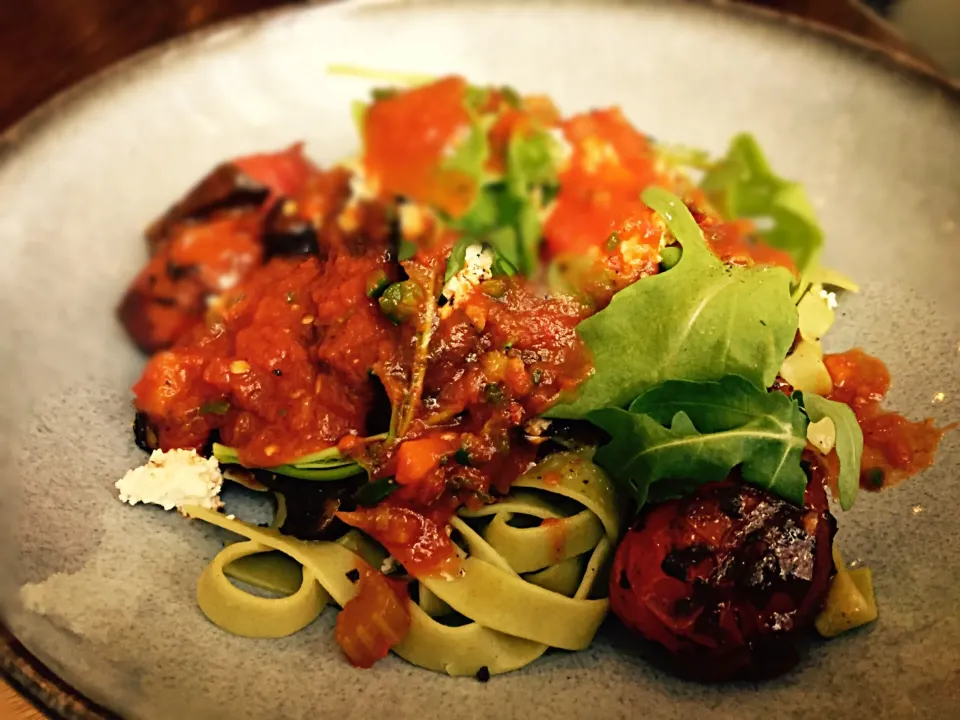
left=132, top=411, right=160, bottom=453
left=261, top=200, right=321, bottom=262
left=249, top=470, right=368, bottom=542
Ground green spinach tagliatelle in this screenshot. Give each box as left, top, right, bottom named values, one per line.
left=547, top=187, right=799, bottom=419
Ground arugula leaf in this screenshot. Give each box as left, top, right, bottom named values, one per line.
left=701, top=133, right=823, bottom=280
left=588, top=376, right=809, bottom=509
left=441, top=111, right=490, bottom=184
left=547, top=187, right=798, bottom=419
left=212, top=442, right=371, bottom=482
left=505, top=129, right=559, bottom=273
left=448, top=128, right=560, bottom=276
left=506, top=128, right=560, bottom=196
left=798, top=393, right=863, bottom=511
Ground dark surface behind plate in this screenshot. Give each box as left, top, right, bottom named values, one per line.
left=1, top=1, right=959, bottom=718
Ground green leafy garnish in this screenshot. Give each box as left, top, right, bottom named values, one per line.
left=440, top=110, right=490, bottom=191
left=212, top=442, right=377, bottom=482
left=447, top=127, right=561, bottom=276
left=798, top=392, right=863, bottom=511
left=200, top=400, right=231, bottom=415
left=701, top=133, right=823, bottom=281
left=588, top=376, right=809, bottom=509
left=547, top=187, right=798, bottom=419
left=379, top=280, right=424, bottom=325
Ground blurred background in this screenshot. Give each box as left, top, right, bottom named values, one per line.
left=0, top=0, right=957, bottom=133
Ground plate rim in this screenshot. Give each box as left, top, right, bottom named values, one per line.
left=2, top=0, right=957, bottom=717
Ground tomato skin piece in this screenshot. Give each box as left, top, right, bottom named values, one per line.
left=362, top=77, right=475, bottom=217
left=337, top=506, right=462, bottom=579
left=822, top=348, right=953, bottom=490
left=335, top=564, right=412, bottom=669
left=233, top=143, right=314, bottom=199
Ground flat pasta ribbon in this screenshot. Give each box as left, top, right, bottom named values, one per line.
left=183, top=451, right=622, bottom=676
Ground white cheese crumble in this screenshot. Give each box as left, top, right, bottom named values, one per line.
left=380, top=556, right=398, bottom=575
left=440, top=244, right=493, bottom=318
left=523, top=418, right=552, bottom=437
left=399, top=202, right=429, bottom=240
left=116, top=449, right=223, bottom=513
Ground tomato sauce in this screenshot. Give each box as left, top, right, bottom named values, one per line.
left=337, top=506, right=463, bottom=579
left=696, top=213, right=797, bottom=276
left=132, top=167, right=402, bottom=466
left=824, top=348, right=953, bottom=490
left=363, top=76, right=476, bottom=217
left=545, top=108, right=660, bottom=257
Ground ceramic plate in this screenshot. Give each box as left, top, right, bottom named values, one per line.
left=1, top=1, right=958, bottom=718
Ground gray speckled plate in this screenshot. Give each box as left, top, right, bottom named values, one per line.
left=1, top=1, right=958, bottom=718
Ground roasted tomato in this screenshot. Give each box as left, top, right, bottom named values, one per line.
left=609, top=478, right=836, bottom=681
left=335, top=564, right=412, bottom=669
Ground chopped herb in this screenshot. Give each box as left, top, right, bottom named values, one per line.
left=278, top=409, right=287, bottom=417
left=454, top=448, right=472, bottom=466
left=371, top=87, right=398, bottom=102
left=499, top=85, right=522, bottom=108
left=286, top=291, right=295, bottom=304
left=605, top=231, right=621, bottom=251
left=345, top=568, right=361, bottom=583
left=397, top=239, right=418, bottom=261
left=481, top=278, right=507, bottom=298
left=200, top=400, right=231, bottom=415
left=532, top=369, right=543, bottom=385
left=273, top=368, right=283, bottom=376
left=353, top=477, right=400, bottom=507
left=484, top=383, right=504, bottom=405
left=365, top=269, right=390, bottom=299
left=378, top=281, right=423, bottom=325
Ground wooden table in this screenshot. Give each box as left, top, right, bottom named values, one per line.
left=0, top=0, right=934, bottom=717
left=0, top=685, right=39, bottom=720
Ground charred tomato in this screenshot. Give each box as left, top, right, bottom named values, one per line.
left=609, top=478, right=836, bottom=682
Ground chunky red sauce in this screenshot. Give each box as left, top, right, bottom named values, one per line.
left=363, top=76, right=475, bottom=218
left=824, top=348, right=952, bottom=490
left=132, top=160, right=401, bottom=466
left=545, top=108, right=660, bottom=257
